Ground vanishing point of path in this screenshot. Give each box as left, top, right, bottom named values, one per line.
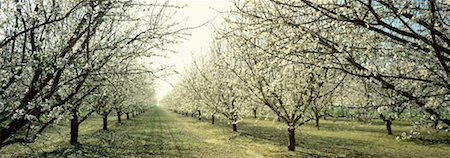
left=104, top=106, right=261, bottom=157
left=104, top=106, right=266, bottom=157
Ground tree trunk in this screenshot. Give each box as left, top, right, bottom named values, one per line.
left=185, top=112, right=188, bottom=116
left=315, top=113, right=320, bottom=129
left=126, top=113, right=130, bottom=120
left=232, top=123, right=237, bottom=132
left=253, top=109, right=257, bottom=118
left=103, top=115, right=108, bottom=130
left=197, top=110, right=201, bottom=120
left=70, top=110, right=79, bottom=145
left=386, top=120, right=393, bottom=135
left=433, top=120, right=439, bottom=129
left=380, top=114, right=393, bottom=135
left=117, top=111, right=122, bottom=124
left=211, top=114, right=215, bottom=124
left=0, top=119, right=28, bottom=147
left=288, top=126, right=296, bottom=151
left=191, top=112, right=194, bottom=117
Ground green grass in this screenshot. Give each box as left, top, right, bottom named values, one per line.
left=202, top=116, right=450, bottom=157
left=1, top=107, right=450, bottom=157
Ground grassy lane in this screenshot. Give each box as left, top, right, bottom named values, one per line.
left=2, top=106, right=450, bottom=157
left=171, top=111, right=450, bottom=158
left=0, top=107, right=255, bottom=157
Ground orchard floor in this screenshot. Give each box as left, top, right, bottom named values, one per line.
left=2, top=106, right=450, bottom=158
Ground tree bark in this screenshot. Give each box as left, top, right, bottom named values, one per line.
left=253, top=108, right=257, bottom=118
left=103, top=115, right=108, bottom=130
left=386, top=120, right=393, bottom=135
left=288, top=126, right=296, bottom=151
left=126, top=113, right=130, bottom=120
left=70, top=110, right=79, bottom=145
left=433, top=120, right=439, bottom=129
left=211, top=114, right=215, bottom=124
left=380, top=114, right=393, bottom=135
left=197, top=110, right=201, bottom=120
left=315, top=113, right=320, bottom=129
left=0, top=119, right=28, bottom=147
left=117, top=111, right=122, bottom=124
left=232, top=123, right=237, bottom=132
left=191, top=112, right=194, bottom=117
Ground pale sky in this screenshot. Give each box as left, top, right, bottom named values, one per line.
left=154, top=0, right=232, bottom=101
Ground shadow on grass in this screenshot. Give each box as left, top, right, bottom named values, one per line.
left=32, top=128, right=160, bottom=157
left=37, top=144, right=109, bottom=157
left=408, top=136, right=450, bottom=146
left=186, top=116, right=379, bottom=157
left=237, top=122, right=379, bottom=157
left=317, top=121, right=388, bottom=134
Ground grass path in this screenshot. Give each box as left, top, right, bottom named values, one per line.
left=0, top=107, right=258, bottom=157
left=2, top=106, right=450, bottom=157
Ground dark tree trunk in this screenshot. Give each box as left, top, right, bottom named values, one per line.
left=70, top=110, right=79, bottom=145
left=191, top=112, right=194, bottom=117
left=253, top=109, right=257, bottom=118
left=185, top=112, right=188, bottom=116
left=433, top=120, right=439, bottom=129
left=103, top=115, right=108, bottom=130
left=126, top=113, right=130, bottom=120
left=386, top=120, right=393, bottom=135
left=315, top=113, right=320, bottom=129
left=288, top=126, right=296, bottom=151
left=0, top=119, right=28, bottom=147
left=232, top=123, right=237, bottom=132
left=117, top=111, right=122, bottom=124
left=380, top=114, right=393, bottom=135
left=211, top=114, right=215, bottom=124
left=197, top=110, right=201, bottom=120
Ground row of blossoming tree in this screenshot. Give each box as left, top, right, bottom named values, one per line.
left=0, top=0, right=184, bottom=148
left=161, top=0, right=450, bottom=151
